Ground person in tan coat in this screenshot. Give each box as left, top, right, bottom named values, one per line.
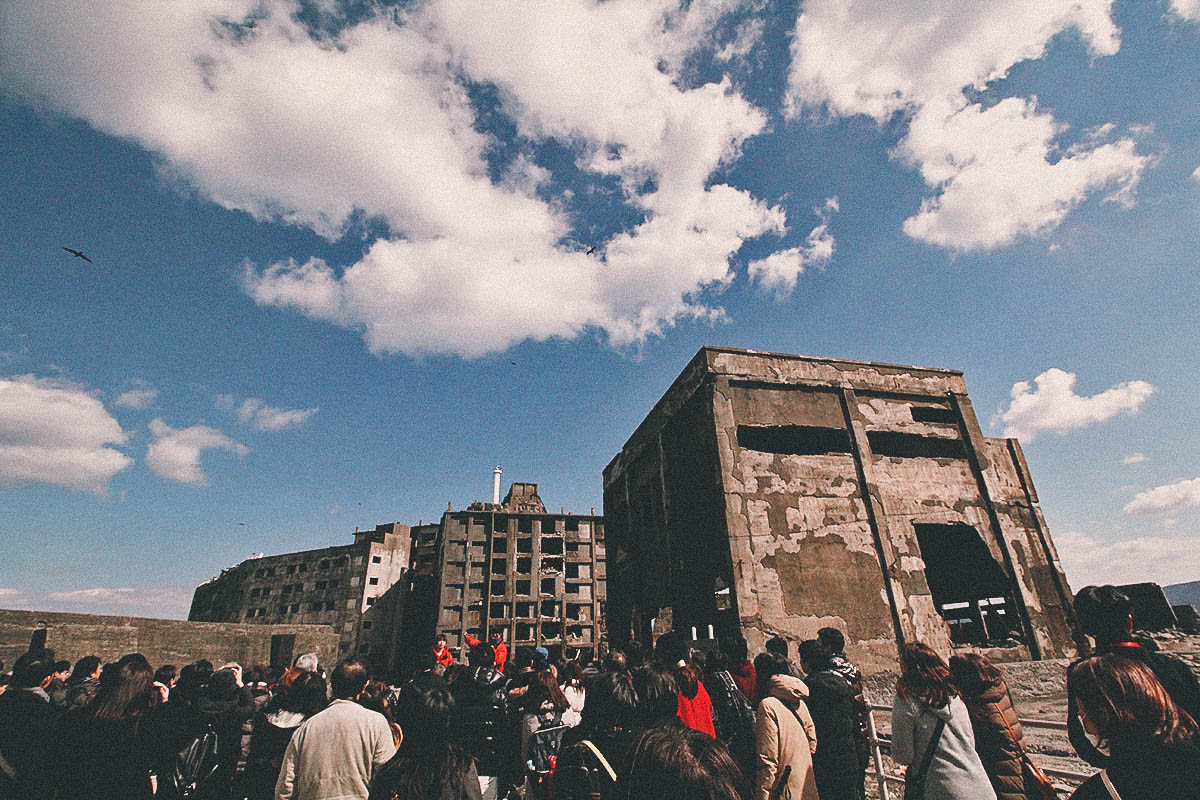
left=755, top=671, right=819, bottom=800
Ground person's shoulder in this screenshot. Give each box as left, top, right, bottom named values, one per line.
left=1067, top=773, right=1109, bottom=800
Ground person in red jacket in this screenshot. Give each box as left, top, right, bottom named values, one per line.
left=675, top=662, right=716, bottom=737
left=433, top=635, right=453, bottom=668
left=461, top=633, right=508, bottom=673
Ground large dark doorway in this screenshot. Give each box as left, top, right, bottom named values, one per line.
left=270, top=633, right=296, bottom=672
left=913, top=523, right=1021, bottom=646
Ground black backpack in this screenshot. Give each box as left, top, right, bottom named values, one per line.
left=527, top=708, right=565, bottom=774
left=171, top=724, right=221, bottom=799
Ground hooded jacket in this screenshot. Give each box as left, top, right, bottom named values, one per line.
left=803, top=669, right=863, bottom=791
left=754, top=675, right=819, bottom=800
left=959, top=678, right=1026, bottom=800
left=892, top=693, right=997, bottom=800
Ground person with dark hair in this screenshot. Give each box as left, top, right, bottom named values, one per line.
left=154, top=664, right=178, bottom=702
left=948, top=653, right=1035, bottom=800
left=0, top=650, right=60, bottom=799
left=244, top=670, right=328, bottom=800
left=633, top=662, right=682, bottom=729
left=196, top=665, right=256, bottom=798
left=451, top=641, right=508, bottom=800
left=753, top=652, right=792, bottom=705
left=796, top=640, right=863, bottom=800
left=434, top=634, right=455, bottom=669
left=675, top=662, right=716, bottom=737
left=1067, top=654, right=1200, bottom=799
left=603, top=649, right=628, bottom=675
left=1068, top=584, right=1200, bottom=767
left=816, top=627, right=870, bottom=797
left=892, top=642, right=995, bottom=800
left=619, top=724, right=746, bottom=800
left=556, top=671, right=641, bottom=800
left=701, top=649, right=757, bottom=787
left=64, top=655, right=102, bottom=709
left=50, top=653, right=158, bottom=800
left=520, top=670, right=569, bottom=776
left=723, top=637, right=757, bottom=707
left=358, top=679, right=403, bottom=749
left=276, top=660, right=396, bottom=800
left=754, top=666, right=818, bottom=800
left=369, top=684, right=482, bottom=800
left=46, top=659, right=72, bottom=708
left=765, top=637, right=803, bottom=680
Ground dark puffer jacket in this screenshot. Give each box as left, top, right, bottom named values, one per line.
left=960, top=678, right=1026, bottom=800
left=451, top=665, right=508, bottom=776
left=803, top=669, right=862, bottom=794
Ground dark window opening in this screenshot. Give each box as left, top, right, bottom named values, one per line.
left=541, top=519, right=558, bottom=534
left=542, top=557, right=563, bottom=573
left=541, top=537, right=563, bottom=555
left=518, top=518, right=533, bottom=533
left=565, top=517, right=579, bottom=531
left=737, top=425, right=852, bottom=455
left=371, top=555, right=382, bottom=564
left=366, top=597, right=375, bottom=606
left=369, top=577, right=379, bottom=585
left=913, top=523, right=1021, bottom=646
left=542, top=621, right=562, bottom=637
left=566, top=603, right=588, bottom=621
left=362, top=621, right=372, bottom=630
left=491, top=558, right=506, bottom=574
left=911, top=405, right=958, bottom=424
left=516, top=557, right=532, bottom=573
left=269, top=634, right=295, bottom=672
left=516, top=602, right=534, bottom=617
left=494, top=515, right=509, bottom=532
left=319, top=559, right=330, bottom=570
left=515, top=623, right=534, bottom=640
left=868, top=431, right=966, bottom=459
left=540, top=578, right=556, bottom=595
left=517, top=537, right=533, bottom=553
left=516, top=580, right=531, bottom=595
left=540, top=599, right=557, bottom=617
left=491, top=580, right=506, bottom=596
left=490, top=604, right=507, bottom=618
left=325, top=600, right=336, bottom=611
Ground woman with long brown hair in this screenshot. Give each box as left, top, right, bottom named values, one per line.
left=949, top=653, right=1031, bottom=800
left=1067, top=654, right=1200, bottom=799
left=892, top=642, right=995, bottom=800
left=50, top=653, right=160, bottom=800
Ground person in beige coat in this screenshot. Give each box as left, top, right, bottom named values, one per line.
left=755, top=672, right=819, bottom=800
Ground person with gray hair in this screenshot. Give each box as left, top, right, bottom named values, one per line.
left=294, top=653, right=319, bottom=673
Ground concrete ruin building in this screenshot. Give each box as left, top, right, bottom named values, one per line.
left=603, top=347, right=1079, bottom=673
left=189, top=523, right=411, bottom=668
left=391, top=481, right=606, bottom=675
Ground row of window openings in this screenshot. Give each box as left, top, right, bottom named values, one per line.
left=736, top=424, right=967, bottom=459
left=481, top=601, right=592, bottom=620
left=253, top=553, right=367, bottom=578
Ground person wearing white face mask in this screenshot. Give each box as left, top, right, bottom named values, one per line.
left=1067, top=655, right=1200, bottom=800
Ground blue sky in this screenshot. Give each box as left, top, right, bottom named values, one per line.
left=2, top=0, right=1198, bottom=619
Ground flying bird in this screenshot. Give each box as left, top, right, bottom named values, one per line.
left=62, top=247, right=93, bottom=263
left=585, top=246, right=596, bottom=255
left=238, top=522, right=247, bottom=526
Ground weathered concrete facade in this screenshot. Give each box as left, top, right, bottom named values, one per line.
left=189, top=523, right=411, bottom=668
left=0, top=608, right=339, bottom=671
left=392, top=483, right=606, bottom=674
left=603, top=347, right=1079, bottom=673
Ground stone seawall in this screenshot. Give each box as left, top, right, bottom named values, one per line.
left=0, top=608, right=339, bottom=670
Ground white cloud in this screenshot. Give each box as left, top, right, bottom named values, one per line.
left=786, top=0, right=1148, bottom=251
left=146, top=418, right=248, bottom=486
left=1124, top=477, right=1200, bottom=515
left=114, top=385, right=158, bottom=409
left=234, top=397, right=318, bottom=431
left=1121, top=452, right=1148, bottom=465
left=0, top=0, right=797, bottom=357
left=1056, top=530, right=1200, bottom=588
left=749, top=196, right=838, bottom=294
left=0, top=375, right=132, bottom=493
left=1170, top=0, right=1200, bottom=22
left=0, top=587, right=23, bottom=600
left=39, top=585, right=196, bottom=618
left=995, top=368, right=1154, bottom=442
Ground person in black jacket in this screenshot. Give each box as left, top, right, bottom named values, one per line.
left=797, top=640, right=863, bottom=800
left=1067, top=654, right=1200, bottom=800
left=451, top=642, right=508, bottom=800
left=195, top=666, right=255, bottom=798
left=63, top=655, right=102, bottom=710
left=818, top=627, right=871, bottom=797
left=556, top=670, right=641, bottom=800
left=0, top=650, right=60, bottom=800
left=1068, top=585, right=1200, bottom=767
left=243, top=670, right=327, bottom=800
left=49, top=653, right=159, bottom=800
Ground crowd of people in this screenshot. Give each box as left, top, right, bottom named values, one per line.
left=0, top=583, right=1198, bottom=800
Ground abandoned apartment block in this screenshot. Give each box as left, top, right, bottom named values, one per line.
left=189, top=523, right=411, bottom=668
left=393, top=482, right=606, bottom=675
left=603, top=346, right=1079, bottom=673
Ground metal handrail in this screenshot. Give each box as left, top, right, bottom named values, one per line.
left=864, top=704, right=1092, bottom=797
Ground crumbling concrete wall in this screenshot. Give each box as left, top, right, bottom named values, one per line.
left=0, top=608, right=338, bottom=670
left=604, top=347, right=1079, bottom=674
